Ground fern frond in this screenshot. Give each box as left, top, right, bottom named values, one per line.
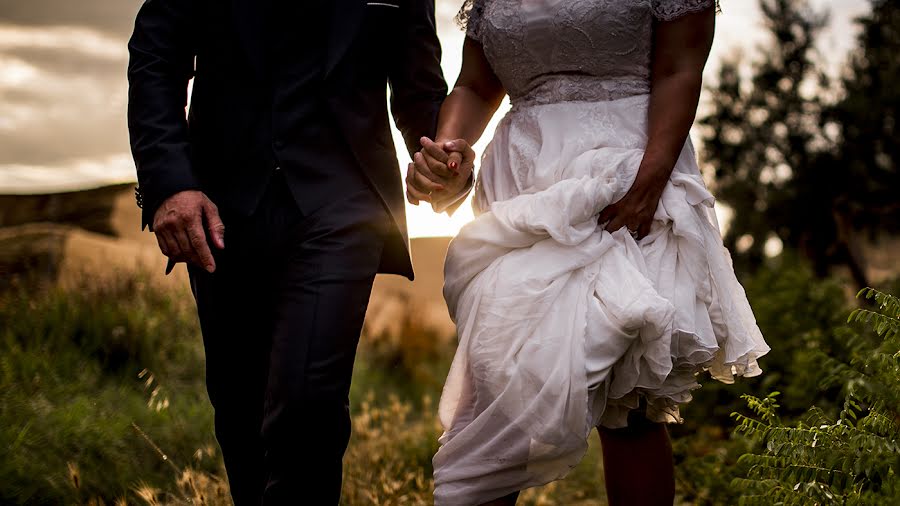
left=849, top=309, right=900, bottom=340
left=856, top=288, right=900, bottom=320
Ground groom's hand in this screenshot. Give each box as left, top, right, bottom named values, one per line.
left=406, top=137, right=475, bottom=211
left=152, top=190, right=225, bottom=273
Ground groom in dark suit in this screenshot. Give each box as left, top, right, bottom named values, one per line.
left=127, top=1, right=470, bottom=503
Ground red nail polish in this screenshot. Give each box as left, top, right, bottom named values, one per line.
left=449, top=161, right=458, bottom=170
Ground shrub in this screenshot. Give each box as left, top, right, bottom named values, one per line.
left=732, top=288, right=900, bottom=505
left=672, top=254, right=850, bottom=505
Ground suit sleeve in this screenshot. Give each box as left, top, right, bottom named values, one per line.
left=127, top=0, right=200, bottom=230
left=389, top=1, right=474, bottom=215
left=388, top=0, right=448, bottom=158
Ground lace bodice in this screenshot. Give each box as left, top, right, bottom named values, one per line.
left=465, top=0, right=716, bottom=107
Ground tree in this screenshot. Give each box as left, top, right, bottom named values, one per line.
left=700, top=0, right=899, bottom=288
left=700, top=0, right=834, bottom=276
left=829, top=0, right=900, bottom=250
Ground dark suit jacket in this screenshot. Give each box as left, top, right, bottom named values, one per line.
left=127, top=0, right=448, bottom=280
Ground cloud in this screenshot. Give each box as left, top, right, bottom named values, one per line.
left=0, top=154, right=135, bottom=194
left=0, top=24, right=127, bottom=79
left=0, top=24, right=129, bottom=168
left=0, top=24, right=127, bottom=57
left=0, top=0, right=140, bottom=38
left=3, top=45, right=125, bottom=77
left=0, top=5, right=137, bottom=184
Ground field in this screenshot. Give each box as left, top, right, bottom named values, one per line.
left=2, top=255, right=898, bottom=505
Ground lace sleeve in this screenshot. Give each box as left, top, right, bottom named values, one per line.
left=651, top=0, right=718, bottom=21
left=456, top=0, right=486, bottom=42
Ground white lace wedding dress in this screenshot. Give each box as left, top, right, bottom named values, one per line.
left=433, top=0, right=770, bottom=504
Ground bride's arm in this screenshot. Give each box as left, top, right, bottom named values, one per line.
left=406, top=38, right=506, bottom=208
left=436, top=38, right=506, bottom=147
left=643, top=8, right=716, bottom=180
left=598, top=7, right=716, bottom=239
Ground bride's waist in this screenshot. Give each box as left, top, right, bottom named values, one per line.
left=509, top=76, right=650, bottom=109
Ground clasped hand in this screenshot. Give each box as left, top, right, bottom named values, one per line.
left=405, top=136, right=475, bottom=212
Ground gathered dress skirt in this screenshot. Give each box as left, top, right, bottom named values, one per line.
left=432, top=94, right=770, bottom=505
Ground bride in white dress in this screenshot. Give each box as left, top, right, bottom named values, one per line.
left=405, top=1, right=770, bottom=504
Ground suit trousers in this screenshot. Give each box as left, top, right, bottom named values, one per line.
left=188, top=171, right=388, bottom=505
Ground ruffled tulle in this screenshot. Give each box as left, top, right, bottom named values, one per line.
left=433, top=95, right=769, bottom=505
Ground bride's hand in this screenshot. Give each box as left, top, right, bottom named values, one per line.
left=597, top=176, right=667, bottom=241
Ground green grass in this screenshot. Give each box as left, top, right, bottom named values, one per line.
left=0, top=274, right=218, bottom=504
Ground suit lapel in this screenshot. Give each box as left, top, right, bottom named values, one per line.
left=324, top=0, right=366, bottom=78
left=232, top=0, right=271, bottom=77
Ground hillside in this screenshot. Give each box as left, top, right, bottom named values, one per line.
left=0, top=184, right=457, bottom=337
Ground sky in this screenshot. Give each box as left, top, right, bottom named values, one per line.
left=0, top=0, right=872, bottom=237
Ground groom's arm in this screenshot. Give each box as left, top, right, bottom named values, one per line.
left=389, top=1, right=473, bottom=216
left=127, top=0, right=200, bottom=231
left=388, top=0, right=447, bottom=158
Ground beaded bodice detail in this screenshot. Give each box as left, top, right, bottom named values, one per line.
left=465, top=0, right=715, bottom=107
